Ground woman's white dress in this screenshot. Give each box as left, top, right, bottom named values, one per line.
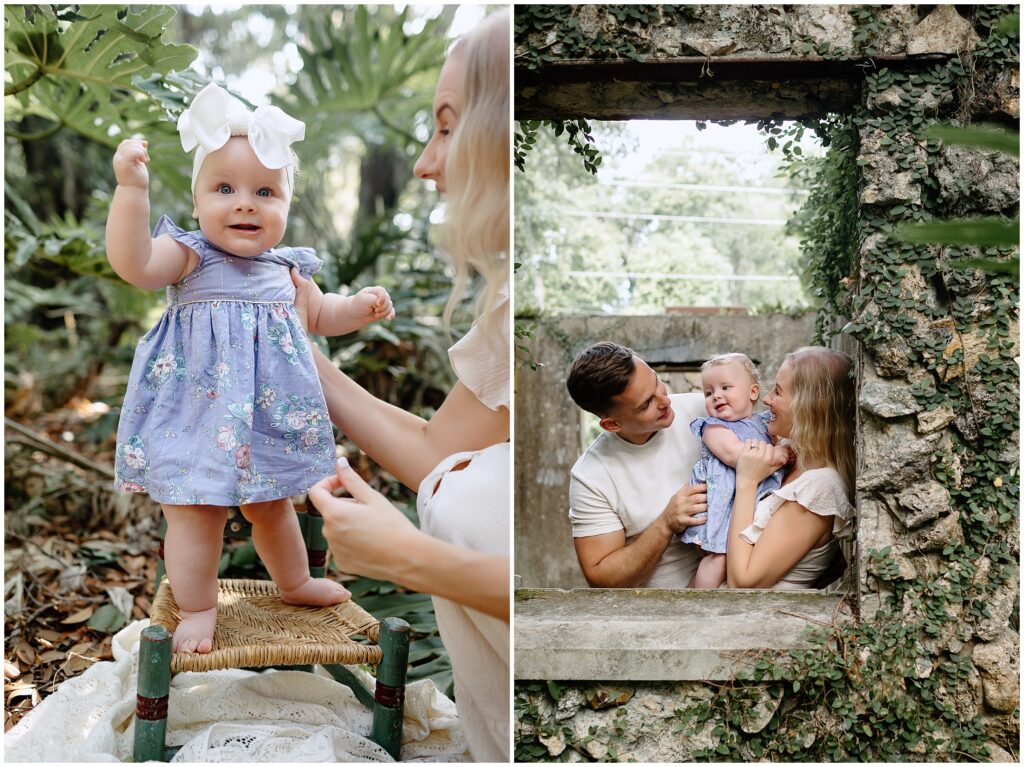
left=738, top=466, right=855, bottom=589
left=416, top=286, right=509, bottom=762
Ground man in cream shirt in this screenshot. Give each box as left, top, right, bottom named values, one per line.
left=566, top=342, right=708, bottom=587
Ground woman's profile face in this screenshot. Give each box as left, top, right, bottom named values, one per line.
left=764, top=359, right=794, bottom=441
left=414, top=54, right=466, bottom=194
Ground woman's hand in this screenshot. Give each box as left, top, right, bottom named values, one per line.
left=290, top=267, right=324, bottom=335
left=735, top=440, right=779, bottom=486
left=308, top=458, right=420, bottom=582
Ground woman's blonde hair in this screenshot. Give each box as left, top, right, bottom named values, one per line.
left=440, top=9, right=509, bottom=331
left=786, top=346, right=856, bottom=499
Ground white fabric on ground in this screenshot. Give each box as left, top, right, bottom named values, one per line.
left=5, top=619, right=468, bottom=762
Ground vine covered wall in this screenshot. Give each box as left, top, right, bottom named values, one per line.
left=514, top=4, right=1019, bottom=762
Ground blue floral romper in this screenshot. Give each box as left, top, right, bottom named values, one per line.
left=113, top=216, right=336, bottom=507
left=677, top=411, right=782, bottom=554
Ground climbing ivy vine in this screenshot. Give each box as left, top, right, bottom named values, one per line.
left=514, top=4, right=1018, bottom=762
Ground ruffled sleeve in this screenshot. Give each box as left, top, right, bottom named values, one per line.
left=153, top=215, right=209, bottom=261
left=689, top=416, right=736, bottom=439
left=739, top=467, right=855, bottom=544
left=448, top=283, right=510, bottom=411
left=284, top=247, right=322, bottom=279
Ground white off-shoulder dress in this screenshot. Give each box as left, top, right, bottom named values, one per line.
left=738, top=467, right=855, bottom=590
left=416, top=285, right=509, bottom=762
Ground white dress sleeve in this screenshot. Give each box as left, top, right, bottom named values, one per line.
left=739, top=467, right=855, bottom=544
left=447, top=282, right=509, bottom=411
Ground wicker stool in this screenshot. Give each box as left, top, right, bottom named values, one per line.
left=133, top=508, right=410, bottom=762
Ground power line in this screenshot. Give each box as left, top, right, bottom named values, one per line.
left=562, top=270, right=800, bottom=283
left=598, top=179, right=809, bottom=195
left=557, top=210, right=790, bottom=226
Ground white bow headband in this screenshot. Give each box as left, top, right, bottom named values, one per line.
left=177, top=83, right=305, bottom=198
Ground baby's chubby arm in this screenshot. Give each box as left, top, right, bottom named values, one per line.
left=705, top=425, right=794, bottom=470
left=701, top=425, right=746, bottom=468
left=292, top=270, right=395, bottom=337
left=105, top=138, right=195, bottom=290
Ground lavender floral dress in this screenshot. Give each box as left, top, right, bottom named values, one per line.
left=677, top=410, right=782, bottom=554
left=113, top=216, right=336, bottom=506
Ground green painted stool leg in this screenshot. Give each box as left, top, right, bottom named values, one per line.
left=134, top=624, right=172, bottom=762
left=371, top=618, right=411, bottom=760
left=323, top=663, right=376, bottom=710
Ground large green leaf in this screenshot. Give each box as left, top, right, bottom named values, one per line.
left=288, top=6, right=451, bottom=145
left=897, top=217, right=1019, bottom=247
left=5, top=5, right=197, bottom=145
left=925, top=124, right=1020, bottom=158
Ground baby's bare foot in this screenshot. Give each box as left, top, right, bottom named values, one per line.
left=173, top=606, right=217, bottom=653
left=279, top=578, right=351, bottom=607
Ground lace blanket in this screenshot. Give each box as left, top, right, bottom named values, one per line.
left=5, top=620, right=468, bottom=762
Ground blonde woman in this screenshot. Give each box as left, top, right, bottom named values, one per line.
left=728, top=347, right=856, bottom=589
left=293, top=10, right=510, bottom=761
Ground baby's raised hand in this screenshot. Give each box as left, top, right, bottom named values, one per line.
left=113, top=138, right=150, bottom=189
left=354, top=286, right=395, bottom=323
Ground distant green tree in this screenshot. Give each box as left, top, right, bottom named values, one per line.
left=515, top=123, right=812, bottom=316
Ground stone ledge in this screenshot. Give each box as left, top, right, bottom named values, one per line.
left=515, top=588, right=849, bottom=681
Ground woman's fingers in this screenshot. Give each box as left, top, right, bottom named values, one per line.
left=333, top=457, right=377, bottom=503
left=307, top=472, right=344, bottom=513
left=290, top=266, right=306, bottom=288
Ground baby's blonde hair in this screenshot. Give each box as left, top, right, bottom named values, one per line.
left=785, top=346, right=856, bottom=499
left=701, top=353, right=760, bottom=388
left=439, top=9, right=510, bottom=331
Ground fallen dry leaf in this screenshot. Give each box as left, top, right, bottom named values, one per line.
left=60, top=606, right=94, bottom=624
left=4, top=661, right=20, bottom=680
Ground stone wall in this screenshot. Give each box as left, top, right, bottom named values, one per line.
left=515, top=4, right=1018, bottom=762
left=514, top=312, right=816, bottom=588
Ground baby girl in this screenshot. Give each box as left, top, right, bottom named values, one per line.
left=109, top=83, right=393, bottom=652
left=678, top=353, right=791, bottom=588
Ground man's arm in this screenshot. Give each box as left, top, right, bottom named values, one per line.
left=573, top=483, right=708, bottom=588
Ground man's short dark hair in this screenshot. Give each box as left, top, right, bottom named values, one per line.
left=566, top=342, right=637, bottom=416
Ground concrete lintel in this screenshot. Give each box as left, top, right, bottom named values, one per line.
left=515, top=77, right=860, bottom=121
left=515, top=55, right=949, bottom=88
left=515, top=588, right=849, bottom=681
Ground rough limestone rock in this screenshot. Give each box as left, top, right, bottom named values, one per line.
left=972, top=632, right=1019, bottom=713
left=858, top=127, right=927, bottom=206
left=975, top=578, right=1019, bottom=642
left=860, top=379, right=921, bottom=418
left=788, top=5, right=856, bottom=53
left=983, top=744, right=1016, bottom=763
left=539, top=731, right=567, bottom=757
left=934, top=658, right=983, bottom=720
left=935, top=146, right=1021, bottom=217
left=858, top=418, right=947, bottom=491
left=555, top=687, right=587, bottom=721
left=917, top=406, right=956, bottom=434
left=906, top=5, right=980, bottom=55
left=740, top=690, right=783, bottom=734
left=894, top=480, right=953, bottom=528
left=903, top=509, right=962, bottom=552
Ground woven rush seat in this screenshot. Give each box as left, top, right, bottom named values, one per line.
left=150, top=578, right=383, bottom=673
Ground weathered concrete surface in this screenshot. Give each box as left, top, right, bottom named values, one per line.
left=514, top=313, right=816, bottom=588
left=514, top=4, right=971, bottom=120
left=517, top=77, right=860, bottom=121
left=515, top=588, right=847, bottom=681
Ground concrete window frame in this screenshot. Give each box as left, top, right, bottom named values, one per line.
left=512, top=54, right=883, bottom=681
